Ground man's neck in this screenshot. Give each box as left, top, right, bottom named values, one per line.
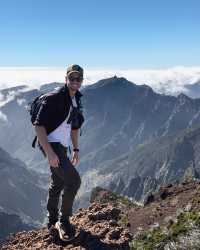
left=66, top=84, right=76, bottom=97
left=69, top=89, right=76, bottom=98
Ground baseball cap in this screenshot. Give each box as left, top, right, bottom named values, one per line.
left=66, top=64, right=84, bottom=77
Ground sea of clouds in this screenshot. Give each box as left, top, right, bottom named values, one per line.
left=0, top=66, right=200, bottom=95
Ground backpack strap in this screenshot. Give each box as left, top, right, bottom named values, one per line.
left=74, top=94, right=84, bottom=137
left=68, top=145, right=71, bottom=155
left=32, top=135, right=38, bottom=148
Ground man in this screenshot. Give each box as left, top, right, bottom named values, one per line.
left=33, top=64, right=84, bottom=240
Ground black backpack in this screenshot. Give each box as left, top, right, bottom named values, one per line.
left=29, top=93, right=46, bottom=125
left=28, top=92, right=49, bottom=155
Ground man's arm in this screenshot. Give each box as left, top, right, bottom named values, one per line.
left=70, top=129, right=79, bottom=149
left=35, top=125, right=60, bottom=167
left=70, top=129, right=80, bottom=166
left=34, top=126, right=54, bottom=155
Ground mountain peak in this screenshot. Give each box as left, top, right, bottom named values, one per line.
left=86, top=76, right=137, bottom=90
left=177, top=92, right=191, bottom=99
left=177, top=92, right=192, bottom=105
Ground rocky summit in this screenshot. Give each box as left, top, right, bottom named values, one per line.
left=1, top=199, right=132, bottom=250
left=2, top=179, right=200, bottom=249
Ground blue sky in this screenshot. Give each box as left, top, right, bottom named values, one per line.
left=0, top=0, right=199, bottom=68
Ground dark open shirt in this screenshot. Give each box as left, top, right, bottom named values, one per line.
left=33, top=84, right=83, bottom=135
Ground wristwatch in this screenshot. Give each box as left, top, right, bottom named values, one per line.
left=73, top=148, right=79, bottom=152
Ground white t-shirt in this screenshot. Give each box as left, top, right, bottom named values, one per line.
left=47, top=96, right=77, bottom=147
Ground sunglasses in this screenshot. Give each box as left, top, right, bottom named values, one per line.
left=68, top=76, right=83, bottom=83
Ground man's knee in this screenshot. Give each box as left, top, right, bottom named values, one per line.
left=62, top=168, right=81, bottom=189
left=49, top=179, right=63, bottom=195
left=67, top=159, right=81, bottom=189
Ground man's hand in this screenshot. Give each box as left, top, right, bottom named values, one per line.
left=71, top=151, right=79, bottom=166
left=34, top=125, right=60, bottom=168
left=47, top=150, right=60, bottom=168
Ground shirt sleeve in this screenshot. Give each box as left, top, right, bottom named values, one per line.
left=33, top=97, right=53, bottom=126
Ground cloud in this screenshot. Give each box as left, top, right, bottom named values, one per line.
left=0, top=88, right=29, bottom=108
left=0, top=111, right=7, bottom=122
left=0, top=67, right=64, bottom=90
left=0, top=92, right=15, bottom=108
left=17, top=98, right=26, bottom=106
left=0, top=66, right=200, bottom=96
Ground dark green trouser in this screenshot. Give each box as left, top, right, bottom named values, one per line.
left=46, top=142, right=81, bottom=224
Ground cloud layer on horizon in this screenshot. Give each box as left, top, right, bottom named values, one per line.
left=0, top=66, right=200, bottom=96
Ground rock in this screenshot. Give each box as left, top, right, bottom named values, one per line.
left=159, top=188, right=171, bottom=200
left=144, top=192, right=155, bottom=205
left=184, top=203, right=192, bottom=212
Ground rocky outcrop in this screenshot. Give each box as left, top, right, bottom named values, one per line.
left=129, top=179, right=200, bottom=249
left=1, top=202, right=133, bottom=250
left=3, top=179, right=200, bottom=249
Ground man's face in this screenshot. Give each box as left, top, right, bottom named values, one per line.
left=66, top=72, right=83, bottom=91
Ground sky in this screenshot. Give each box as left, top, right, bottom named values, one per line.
left=0, top=0, right=199, bottom=69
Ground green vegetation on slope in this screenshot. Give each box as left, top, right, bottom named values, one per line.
left=130, top=210, right=200, bottom=250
